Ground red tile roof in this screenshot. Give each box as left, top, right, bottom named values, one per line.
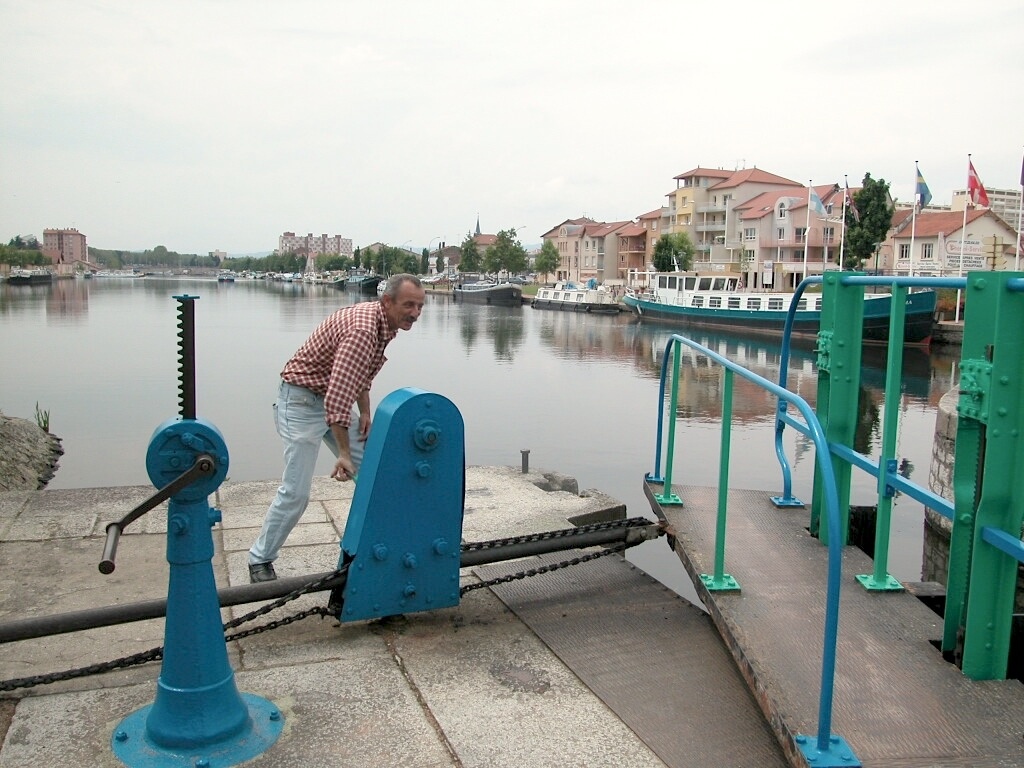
left=891, top=208, right=990, bottom=239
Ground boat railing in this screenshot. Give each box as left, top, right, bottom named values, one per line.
left=646, top=271, right=1024, bottom=763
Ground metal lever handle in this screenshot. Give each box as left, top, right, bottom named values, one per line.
left=99, top=523, right=122, bottom=575
left=97, top=455, right=215, bottom=574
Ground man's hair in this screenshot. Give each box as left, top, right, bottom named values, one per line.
left=381, top=273, right=422, bottom=298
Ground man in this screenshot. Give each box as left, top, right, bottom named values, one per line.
left=248, top=273, right=426, bottom=582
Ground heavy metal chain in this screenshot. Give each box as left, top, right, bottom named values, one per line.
left=0, top=567, right=348, bottom=692
left=462, top=516, right=653, bottom=552
left=2, top=518, right=658, bottom=692
left=460, top=542, right=629, bottom=595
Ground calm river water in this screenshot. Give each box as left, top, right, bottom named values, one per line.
left=0, top=276, right=961, bottom=597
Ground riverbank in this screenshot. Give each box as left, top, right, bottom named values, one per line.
left=0, top=416, right=62, bottom=492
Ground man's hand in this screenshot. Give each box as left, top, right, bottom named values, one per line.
left=331, top=455, right=356, bottom=482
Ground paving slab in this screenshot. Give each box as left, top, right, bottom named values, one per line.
left=0, top=468, right=695, bottom=767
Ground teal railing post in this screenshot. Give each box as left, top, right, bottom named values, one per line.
left=945, top=271, right=1024, bottom=680
left=654, top=337, right=683, bottom=506
left=810, top=272, right=863, bottom=543
left=700, top=367, right=739, bottom=592
left=855, top=284, right=906, bottom=592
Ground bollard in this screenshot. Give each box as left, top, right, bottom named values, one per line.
left=521, top=449, right=530, bottom=474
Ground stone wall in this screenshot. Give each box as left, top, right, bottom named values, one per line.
left=0, top=415, right=63, bottom=491
left=925, top=389, right=1024, bottom=613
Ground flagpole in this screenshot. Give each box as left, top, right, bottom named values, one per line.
left=839, top=175, right=848, bottom=271
left=909, top=164, right=918, bottom=278
left=803, top=180, right=811, bottom=284
left=1017, top=147, right=1023, bottom=271
left=954, top=154, right=972, bottom=322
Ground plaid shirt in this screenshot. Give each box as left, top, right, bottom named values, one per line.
left=281, top=301, right=396, bottom=427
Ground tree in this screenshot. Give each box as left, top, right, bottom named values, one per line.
left=8, top=235, right=39, bottom=250
left=534, top=239, right=560, bottom=283
left=353, top=247, right=361, bottom=270
left=421, top=248, right=430, bottom=275
left=317, top=254, right=353, bottom=272
left=437, top=253, right=446, bottom=275
left=843, top=174, right=894, bottom=271
left=484, top=228, right=527, bottom=277
left=459, top=233, right=481, bottom=273
left=652, top=232, right=695, bottom=272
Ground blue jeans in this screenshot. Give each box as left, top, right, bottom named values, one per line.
left=249, top=381, right=364, bottom=565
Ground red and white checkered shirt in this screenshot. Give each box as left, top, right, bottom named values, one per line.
left=281, top=301, right=396, bottom=427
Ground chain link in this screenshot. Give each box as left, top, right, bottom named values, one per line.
left=2, top=518, right=661, bottom=692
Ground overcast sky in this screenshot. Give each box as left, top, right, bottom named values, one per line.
left=2, top=1, right=1022, bottom=255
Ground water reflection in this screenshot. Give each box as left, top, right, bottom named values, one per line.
left=0, top=279, right=963, bottom=589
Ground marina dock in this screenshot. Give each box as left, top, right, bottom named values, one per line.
left=0, top=467, right=785, bottom=768
left=2, top=474, right=1021, bottom=766
left=650, top=481, right=1024, bottom=767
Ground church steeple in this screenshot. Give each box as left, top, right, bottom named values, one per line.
left=475, top=214, right=481, bottom=236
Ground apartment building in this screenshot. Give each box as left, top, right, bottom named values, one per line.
left=665, top=167, right=805, bottom=266
left=543, top=164, right=1024, bottom=290
left=42, top=228, right=88, bottom=265
left=277, top=232, right=353, bottom=259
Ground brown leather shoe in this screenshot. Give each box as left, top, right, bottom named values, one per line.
left=248, top=562, right=277, bottom=583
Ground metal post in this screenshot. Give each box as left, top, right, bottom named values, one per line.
left=520, top=449, right=530, bottom=474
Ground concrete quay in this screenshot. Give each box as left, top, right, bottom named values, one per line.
left=0, top=467, right=785, bottom=768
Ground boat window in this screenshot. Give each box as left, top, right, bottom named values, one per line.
left=768, top=297, right=784, bottom=310
left=692, top=295, right=704, bottom=307
left=683, top=277, right=696, bottom=290
left=709, top=296, right=722, bottom=308
left=797, top=298, right=807, bottom=311
left=658, top=276, right=669, bottom=288
left=713, top=278, right=729, bottom=291
left=727, top=297, right=741, bottom=309
left=574, top=294, right=583, bottom=302
left=667, top=276, right=677, bottom=290
left=697, top=278, right=713, bottom=290
left=814, top=298, right=822, bottom=311
left=746, top=298, right=762, bottom=310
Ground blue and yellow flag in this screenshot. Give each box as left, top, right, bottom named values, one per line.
left=915, top=163, right=932, bottom=208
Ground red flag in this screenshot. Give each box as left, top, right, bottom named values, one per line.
left=967, top=160, right=989, bottom=207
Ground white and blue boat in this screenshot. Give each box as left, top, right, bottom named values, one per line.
left=532, top=280, right=621, bottom=313
left=622, top=272, right=936, bottom=345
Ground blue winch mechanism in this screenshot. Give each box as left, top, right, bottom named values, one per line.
left=97, top=294, right=466, bottom=767
left=335, top=387, right=465, bottom=621
left=100, top=295, right=285, bottom=767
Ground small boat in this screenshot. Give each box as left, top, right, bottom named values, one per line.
left=6, top=268, right=54, bottom=285
left=532, top=280, right=620, bottom=313
left=622, top=272, right=936, bottom=345
left=217, top=271, right=236, bottom=283
left=347, top=274, right=384, bottom=295
left=452, top=280, right=523, bottom=306
left=329, top=275, right=347, bottom=290
left=93, top=269, right=144, bottom=279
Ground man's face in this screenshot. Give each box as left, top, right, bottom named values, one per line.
left=382, top=280, right=426, bottom=331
